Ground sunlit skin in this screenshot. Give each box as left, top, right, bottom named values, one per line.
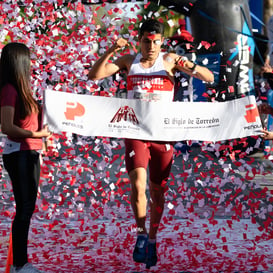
left=261, top=128, right=273, bottom=140
left=139, top=32, right=163, bottom=63
left=88, top=31, right=214, bottom=242
left=88, top=36, right=214, bottom=83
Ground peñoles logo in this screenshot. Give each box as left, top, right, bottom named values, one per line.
left=64, top=102, right=85, bottom=120
left=244, top=104, right=259, bottom=123
left=110, top=105, right=139, bottom=125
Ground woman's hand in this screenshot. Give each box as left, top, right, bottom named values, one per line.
left=260, top=128, right=273, bottom=140
left=32, top=124, right=52, bottom=138
left=261, top=63, right=273, bottom=74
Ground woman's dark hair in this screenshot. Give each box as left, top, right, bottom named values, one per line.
left=139, top=19, right=165, bottom=38
left=0, top=42, right=39, bottom=118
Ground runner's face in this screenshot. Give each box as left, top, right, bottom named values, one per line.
left=139, top=32, right=163, bottom=60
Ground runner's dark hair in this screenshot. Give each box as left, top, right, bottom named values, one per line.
left=139, top=19, right=165, bottom=38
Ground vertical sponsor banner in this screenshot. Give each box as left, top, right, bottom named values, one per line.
left=189, top=0, right=254, bottom=100
left=44, top=89, right=262, bottom=142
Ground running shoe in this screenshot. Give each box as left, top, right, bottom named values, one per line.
left=146, top=241, right=157, bottom=269
left=133, top=235, right=148, bottom=263
left=10, top=263, right=45, bottom=273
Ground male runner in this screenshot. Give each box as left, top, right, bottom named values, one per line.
left=89, top=18, right=214, bottom=269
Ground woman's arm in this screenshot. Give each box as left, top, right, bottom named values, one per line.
left=1, top=106, right=51, bottom=138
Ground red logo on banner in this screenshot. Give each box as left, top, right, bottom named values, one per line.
left=64, top=102, right=85, bottom=120
left=110, top=105, right=139, bottom=125
left=244, top=104, right=259, bottom=123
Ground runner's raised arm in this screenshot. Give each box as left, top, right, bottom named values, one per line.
left=88, top=38, right=133, bottom=80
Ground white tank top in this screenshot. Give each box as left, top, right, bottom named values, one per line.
left=127, top=53, right=174, bottom=101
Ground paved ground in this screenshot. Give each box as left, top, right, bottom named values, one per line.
left=0, top=137, right=273, bottom=272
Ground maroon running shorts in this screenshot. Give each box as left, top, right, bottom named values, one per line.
left=124, top=139, right=174, bottom=185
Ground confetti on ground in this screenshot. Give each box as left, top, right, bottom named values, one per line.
left=0, top=1, right=273, bottom=272
left=1, top=137, right=273, bottom=272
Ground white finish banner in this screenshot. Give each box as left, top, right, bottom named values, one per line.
left=44, top=89, right=262, bottom=142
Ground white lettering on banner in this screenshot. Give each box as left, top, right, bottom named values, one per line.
left=127, top=75, right=173, bottom=92
left=131, top=76, right=164, bottom=87
left=44, top=89, right=262, bottom=142
left=237, top=34, right=250, bottom=95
